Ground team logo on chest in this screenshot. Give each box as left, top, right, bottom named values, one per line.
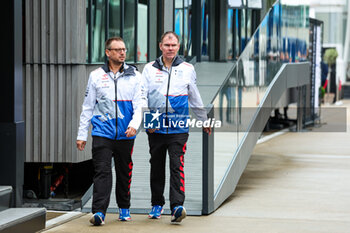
left=174, top=69, right=183, bottom=79
left=102, top=74, right=108, bottom=80
left=155, top=69, right=164, bottom=83
left=100, top=74, right=111, bottom=88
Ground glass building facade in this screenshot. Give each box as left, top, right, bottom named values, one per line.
left=174, top=0, right=192, bottom=57
left=85, top=0, right=303, bottom=65
left=86, top=0, right=149, bottom=63
left=226, top=1, right=262, bottom=60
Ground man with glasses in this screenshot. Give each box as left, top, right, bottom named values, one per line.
left=77, top=37, right=143, bottom=225
left=141, top=31, right=211, bottom=223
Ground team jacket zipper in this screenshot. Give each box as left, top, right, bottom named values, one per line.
left=114, top=74, right=118, bottom=139
left=165, top=67, right=172, bottom=134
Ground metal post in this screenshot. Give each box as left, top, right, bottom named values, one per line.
left=88, top=0, right=92, bottom=63
left=120, top=0, right=125, bottom=38
left=105, top=0, right=110, bottom=63
left=202, top=105, right=214, bottom=214
left=134, top=0, right=138, bottom=62
left=297, top=85, right=305, bottom=131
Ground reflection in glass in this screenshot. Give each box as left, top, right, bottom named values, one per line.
left=124, top=0, right=135, bottom=62
left=219, top=69, right=237, bottom=125
left=175, top=0, right=192, bottom=57
left=175, top=0, right=184, bottom=54
left=91, top=0, right=106, bottom=63
left=241, top=9, right=246, bottom=51
left=228, top=0, right=243, bottom=8
left=246, top=9, right=252, bottom=41
left=237, top=59, right=245, bottom=127
left=137, top=0, right=148, bottom=62
left=227, top=9, right=234, bottom=59
left=235, top=9, right=240, bottom=58
left=247, top=0, right=262, bottom=9
left=109, top=0, right=120, bottom=38
left=184, top=0, right=191, bottom=56
left=87, top=0, right=150, bottom=63
left=86, top=0, right=89, bottom=61
left=201, top=0, right=209, bottom=56
left=213, top=0, right=310, bottom=195
left=214, top=66, right=238, bottom=191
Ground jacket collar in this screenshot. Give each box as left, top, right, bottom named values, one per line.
left=102, top=62, right=136, bottom=76
left=152, top=55, right=183, bottom=70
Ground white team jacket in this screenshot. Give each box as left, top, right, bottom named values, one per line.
left=77, top=63, right=143, bottom=141
left=141, top=55, right=207, bottom=134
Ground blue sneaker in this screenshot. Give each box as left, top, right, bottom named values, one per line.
left=119, top=208, right=131, bottom=221
left=171, top=206, right=186, bottom=223
left=89, top=212, right=105, bottom=226
left=148, top=205, right=164, bottom=219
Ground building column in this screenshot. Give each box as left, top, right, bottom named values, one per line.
left=0, top=0, right=24, bottom=207
left=163, top=0, right=174, bottom=32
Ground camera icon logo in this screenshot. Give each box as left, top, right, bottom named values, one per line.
left=143, top=110, right=162, bottom=129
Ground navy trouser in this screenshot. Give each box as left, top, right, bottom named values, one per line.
left=147, top=133, right=188, bottom=210
left=91, top=136, right=134, bottom=215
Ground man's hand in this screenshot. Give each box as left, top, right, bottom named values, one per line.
left=203, top=127, right=212, bottom=135
left=125, top=127, right=137, bottom=137
left=147, top=128, right=159, bottom=133
left=76, top=140, right=86, bottom=151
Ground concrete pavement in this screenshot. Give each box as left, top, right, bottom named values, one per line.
left=42, top=100, right=350, bottom=233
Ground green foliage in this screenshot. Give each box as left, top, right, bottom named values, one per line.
left=319, top=86, right=325, bottom=98
left=323, top=48, right=338, bottom=66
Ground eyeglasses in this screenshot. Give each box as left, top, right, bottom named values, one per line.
left=108, top=48, right=128, bottom=53
left=162, top=44, right=179, bottom=48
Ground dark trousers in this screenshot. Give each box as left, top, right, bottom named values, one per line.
left=91, top=136, right=134, bottom=215
left=148, top=133, right=189, bottom=210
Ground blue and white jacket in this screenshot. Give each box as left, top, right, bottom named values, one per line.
left=77, top=63, right=143, bottom=141
left=141, top=56, right=207, bottom=134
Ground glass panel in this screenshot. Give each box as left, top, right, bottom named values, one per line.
left=212, top=0, right=310, bottom=196
left=246, top=9, right=251, bottom=41
left=228, top=0, right=243, bottom=8
left=148, top=0, right=157, bottom=61
left=241, top=9, right=246, bottom=51
left=185, top=0, right=192, bottom=56
left=201, top=0, right=209, bottom=56
left=175, top=0, right=184, bottom=54
left=137, top=0, right=148, bottom=62
left=238, top=38, right=258, bottom=141
left=109, top=0, right=120, bottom=38
left=91, top=0, right=106, bottom=63
left=227, top=9, right=234, bottom=59
left=315, top=13, right=329, bottom=44
left=235, top=9, right=240, bottom=58
left=259, top=16, right=268, bottom=101
left=124, top=0, right=136, bottom=62
left=265, top=7, right=279, bottom=86
left=86, top=0, right=89, bottom=61
left=213, top=65, right=238, bottom=192
left=247, top=0, right=262, bottom=9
